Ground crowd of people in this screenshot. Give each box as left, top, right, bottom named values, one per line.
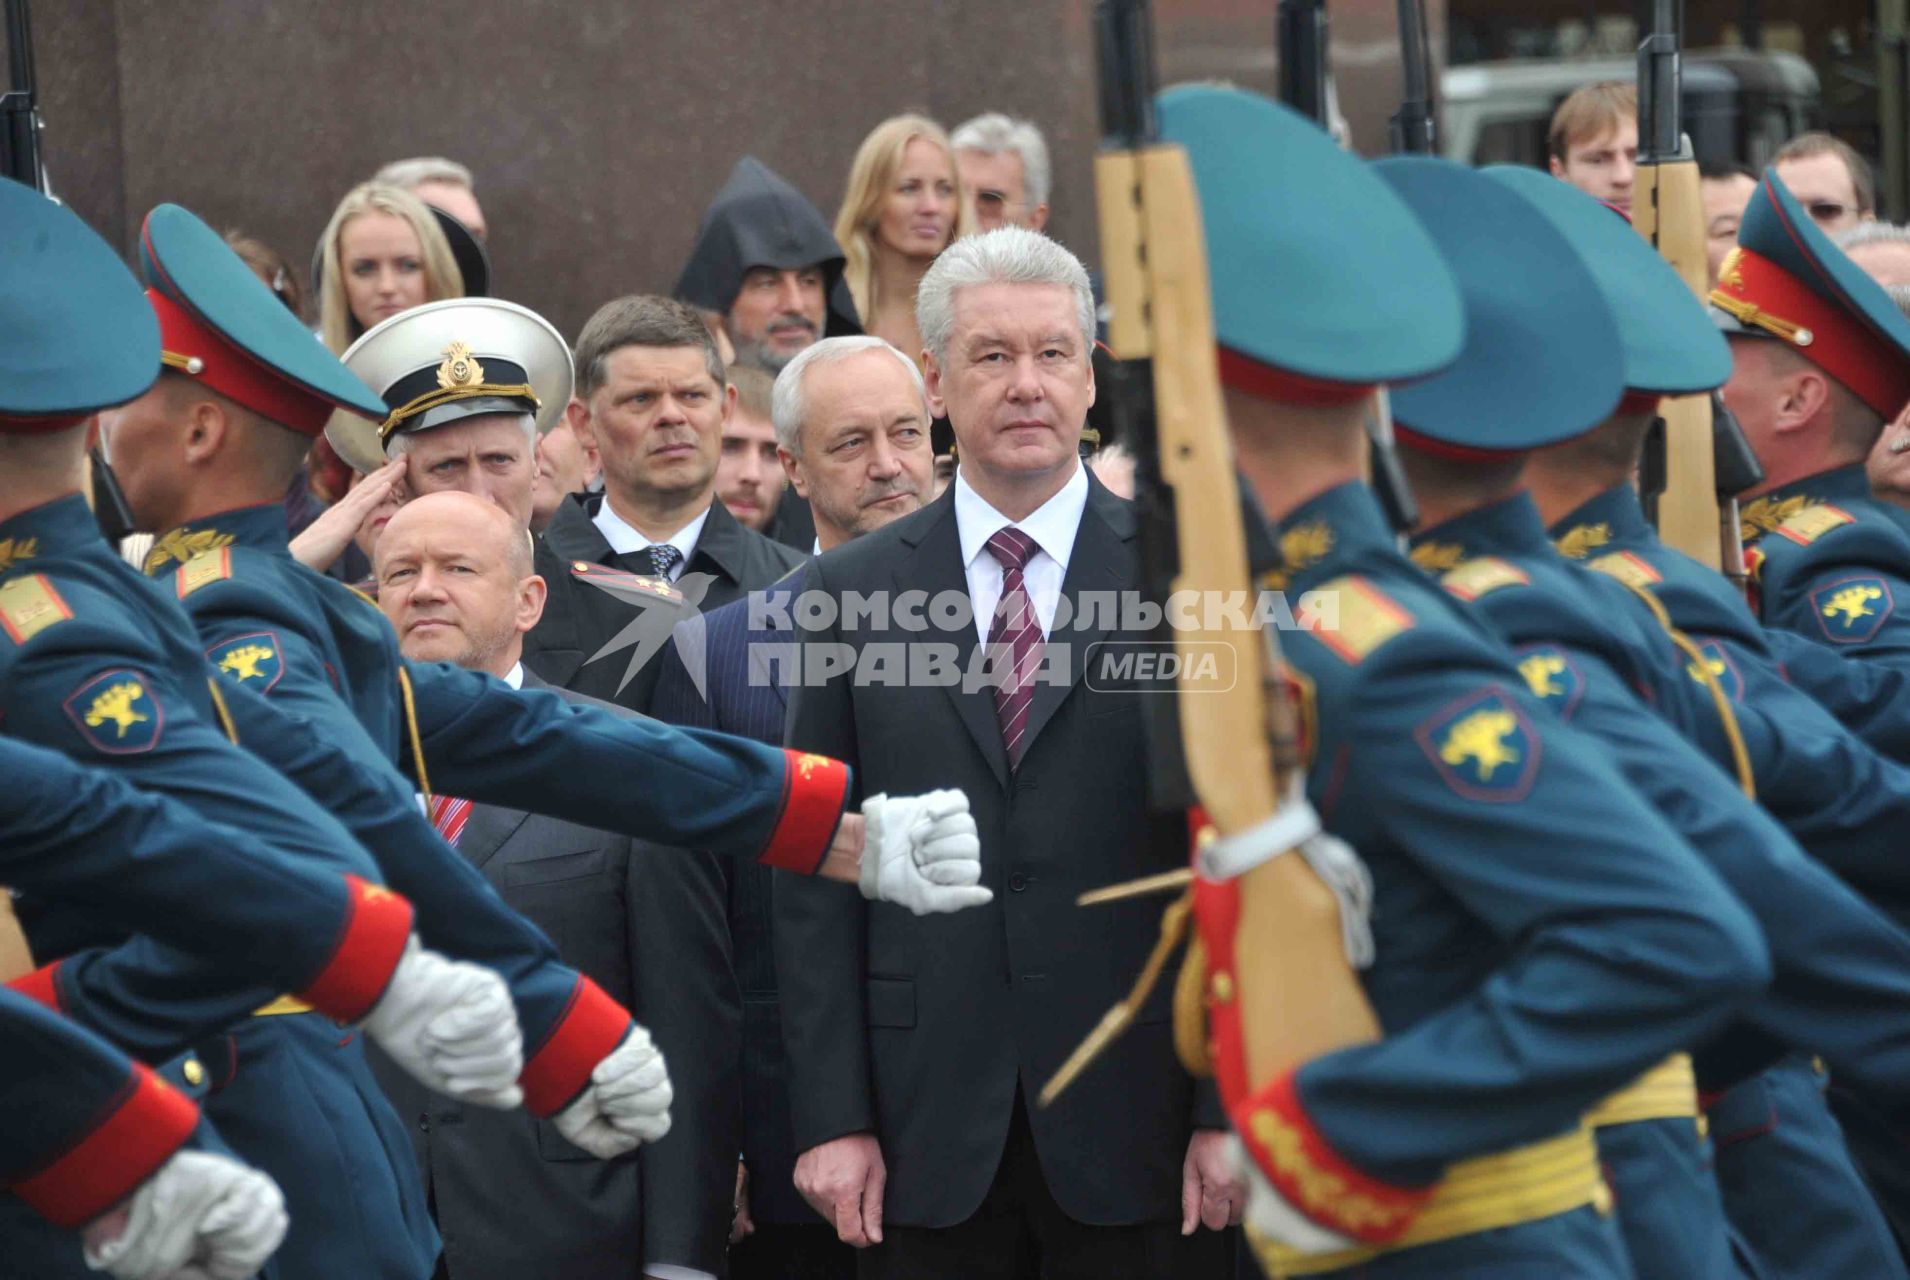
left=15, top=72, right=1910, bottom=1280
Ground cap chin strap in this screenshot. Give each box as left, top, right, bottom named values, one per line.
left=378, top=384, right=539, bottom=443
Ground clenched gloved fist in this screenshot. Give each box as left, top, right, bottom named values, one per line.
left=82, top=1150, right=287, bottom=1280
left=363, top=937, right=524, bottom=1108
left=860, top=790, right=991, bottom=915
left=1230, top=1134, right=1357, bottom=1256
left=553, top=1026, right=674, bottom=1159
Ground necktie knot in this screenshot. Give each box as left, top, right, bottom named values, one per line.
left=985, top=527, right=1039, bottom=573
left=645, top=544, right=684, bottom=579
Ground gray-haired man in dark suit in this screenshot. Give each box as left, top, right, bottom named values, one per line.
left=652, top=334, right=937, bottom=1280
left=371, top=489, right=740, bottom=1280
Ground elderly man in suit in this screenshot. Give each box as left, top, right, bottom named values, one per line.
left=652, top=335, right=936, bottom=1280
left=773, top=228, right=1241, bottom=1278
left=371, top=490, right=740, bottom=1280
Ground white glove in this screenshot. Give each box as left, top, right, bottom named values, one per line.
left=82, top=1150, right=287, bottom=1280
left=859, top=790, right=992, bottom=916
left=1230, top=1134, right=1358, bottom=1256
left=553, top=1026, right=674, bottom=1159
left=363, top=937, right=524, bottom=1109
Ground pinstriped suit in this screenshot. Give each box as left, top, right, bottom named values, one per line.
left=652, top=575, right=854, bottom=1279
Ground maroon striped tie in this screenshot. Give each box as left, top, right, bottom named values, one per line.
left=984, top=528, right=1044, bottom=768
left=429, top=793, right=474, bottom=848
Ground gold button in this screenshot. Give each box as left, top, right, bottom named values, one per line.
left=1210, top=971, right=1234, bottom=1004
left=182, top=1058, right=206, bottom=1087
left=1590, top=1177, right=1615, bottom=1217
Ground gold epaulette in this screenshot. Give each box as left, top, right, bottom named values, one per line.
left=1585, top=1053, right=1698, bottom=1129
left=1312, top=576, right=1414, bottom=666
left=175, top=548, right=234, bottom=598
left=1773, top=503, right=1855, bottom=547
left=0, top=574, right=72, bottom=644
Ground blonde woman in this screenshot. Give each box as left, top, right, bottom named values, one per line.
left=834, top=114, right=974, bottom=367
left=315, top=182, right=462, bottom=354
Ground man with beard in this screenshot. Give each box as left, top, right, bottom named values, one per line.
left=715, top=365, right=785, bottom=534
left=675, top=157, right=861, bottom=375
left=651, top=335, right=934, bottom=1280
left=544, top=296, right=804, bottom=711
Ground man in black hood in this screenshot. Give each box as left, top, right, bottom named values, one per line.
left=675, top=157, right=861, bottom=374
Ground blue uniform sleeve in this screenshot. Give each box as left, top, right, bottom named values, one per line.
left=1281, top=626, right=1768, bottom=1187
left=0, top=990, right=200, bottom=1230
left=406, top=660, right=853, bottom=875
left=1520, top=641, right=1910, bottom=1108
left=1761, top=625, right=1910, bottom=760
left=212, top=680, right=634, bottom=1118
left=1756, top=517, right=1910, bottom=665
left=0, top=736, right=409, bottom=1022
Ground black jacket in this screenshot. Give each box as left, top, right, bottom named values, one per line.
left=773, top=474, right=1224, bottom=1229
left=373, top=673, right=740, bottom=1280
left=539, top=494, right=804, bottom=712
left=673, top=156, right=861, bottom=336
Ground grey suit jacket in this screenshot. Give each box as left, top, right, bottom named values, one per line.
left=374, top=671, right=742, bottom=1280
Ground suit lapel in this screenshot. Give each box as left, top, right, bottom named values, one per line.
left=456, top=803, right=531, bottom=870
left=1020, top=474, right=1134, bottom=756
left=897, top=492, right=1009, bottom=787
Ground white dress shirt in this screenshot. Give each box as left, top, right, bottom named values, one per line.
left=953, top=460, right=1089, bottom=645
left=592, top=499, right=710, bottom=582
left=502, top=661, right=524, bottom=690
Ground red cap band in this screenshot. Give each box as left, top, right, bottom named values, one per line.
left=1394, top=425, right=1526, bottom=463
left=147, top=290, right=334, bottom=435
left=1713, top=249, right=1910, bottom=418
left=1216, top=348, right=1377, bottom=407
left=0, top=412, right=89, bottom=436
left=1617, top=391, right=1662, bottom=416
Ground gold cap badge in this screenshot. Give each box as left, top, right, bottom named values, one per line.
left=437, top=341, right=485, bottom=390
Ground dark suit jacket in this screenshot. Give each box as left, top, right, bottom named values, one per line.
left=373, top=672, right=741, bottom=1280
left=773, top=473, right=1222, bottom=1230
left=651, top=576, right=812, bottom=1227
left=541, top=494, right=804, bottom=712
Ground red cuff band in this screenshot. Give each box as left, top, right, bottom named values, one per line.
left=295, top=875, right=414, bottom=1023
left=1233, top=1070, right=1434, bottom=1245
left=758, top=751, right=851, bottom=874
left=1713, top=248, right=1910, bottom=418
left=520, top=975, right=633, bottom=1118
left=9, top=961, right=64, bottom=1014
left=11, top=1064, right=199, bottom=1229
left=146, top=290, right=336, bottom=435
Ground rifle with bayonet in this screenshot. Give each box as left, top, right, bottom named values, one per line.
left=1040, top=0, right=1380, bottom=1110
left=1633, top=0, right=1761, bottom=584
left=1, top=0, right=140, bottom=543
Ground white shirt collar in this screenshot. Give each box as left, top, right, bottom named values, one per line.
left=503, top=661, right=525, bottom=690
left=592, top=498, right=711, bottom=565
left=954, top=459, right=1089, bottom=571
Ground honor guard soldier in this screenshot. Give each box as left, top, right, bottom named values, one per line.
left=1161, top=86, right=1768, bottom=1278
left=1715, top=171, right=1910, bottom=667
left=72, top=202, right=985, bottom=1277
left=1386, top=159, right=1910, bottom=1280
left=0, top=177, right=531, bottom=1278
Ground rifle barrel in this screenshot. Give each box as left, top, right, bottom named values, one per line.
left=1095, top=0, right=1158, bottom=146
left=1638, top=0, right=1684, bottom=162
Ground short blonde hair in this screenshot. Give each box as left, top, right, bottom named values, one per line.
left=833, top=114, right=977, bottom=326
left=316, top=182, right=463, bottom=355
left=1548, top=81, right=1637, bottom=162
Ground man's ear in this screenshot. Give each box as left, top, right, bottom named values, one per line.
left=720, top=380, right=738, bottom=427
left=924, top=352, right=948, bottom=420
left=516, top=572, right=548, bottom=634
left=1775, top=369, right=1834, bottom=434
left=1029, top=203, right=1051, bottom=232
left=181, top=397, right=229, bottom=466
left=565, top=396, right=596, bottom=450
left=779, top=445, right=810, bottom=500
left=1548, top=155, right=1567, bottom=179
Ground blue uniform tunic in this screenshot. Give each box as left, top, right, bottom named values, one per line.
left=1240, top=482, right=1766, bottom=1277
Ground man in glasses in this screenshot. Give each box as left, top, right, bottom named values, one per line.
left=951, top=113, right=1052, bottom=233
left=1774, top=132, right=1876, bottom=234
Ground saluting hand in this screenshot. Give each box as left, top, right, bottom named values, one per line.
left=794, top=1132, right=886, bottom=1248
